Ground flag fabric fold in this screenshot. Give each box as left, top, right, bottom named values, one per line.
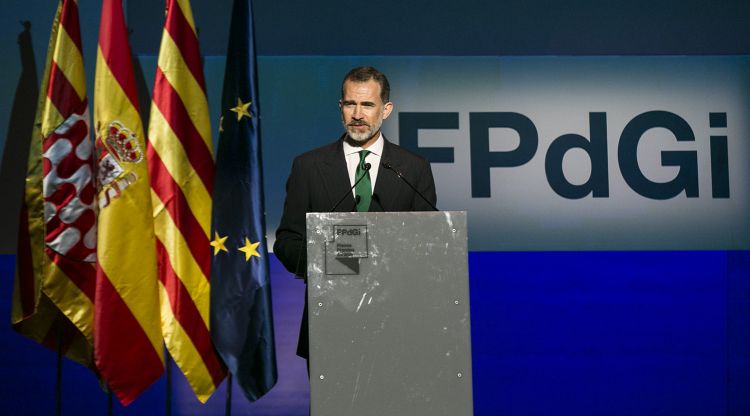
left=210, top=0, right=277, bottom=401
left=11, top=0, right=95, bottom=368
left=147, top=0, right=226, bottom=402
left=93, top=0, right=165, bottom=405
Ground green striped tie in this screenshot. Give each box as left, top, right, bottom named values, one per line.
left=355, top=150, right=371, bottom=212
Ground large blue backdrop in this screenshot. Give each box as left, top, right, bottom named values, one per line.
left=1, top=251, right=747, bottom=414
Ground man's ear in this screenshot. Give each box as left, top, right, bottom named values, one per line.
left=382, top=101, right=394, bottom=119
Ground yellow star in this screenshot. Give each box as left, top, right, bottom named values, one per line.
left=238, top=238, right=261, bottom=261
left=218, top=115, right=224, bottom=133
left=210, top=232, right=229, bottom=255
left=230, top=98, right=251, bottom=122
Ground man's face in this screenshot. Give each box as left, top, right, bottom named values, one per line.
left=339, top=79, right=393, bottom=146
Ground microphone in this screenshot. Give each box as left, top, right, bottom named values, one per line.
left=382, top=161, right=438, bottom=211
left=330, top=163, right=371, bottom=211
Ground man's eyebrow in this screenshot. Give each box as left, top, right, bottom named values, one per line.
left=341, top=100, right=377, bottom=106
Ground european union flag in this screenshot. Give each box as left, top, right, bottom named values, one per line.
left=209, top=0, right=277, bottom=402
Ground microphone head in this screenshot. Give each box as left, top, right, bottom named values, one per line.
left=364, top=162, right=371, bottom=170
left=383, top=161, right=392, bottom=169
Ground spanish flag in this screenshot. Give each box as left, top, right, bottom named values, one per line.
left=147, top=0, right=226, bottom=402
left=93, top=0, right=164, bottom=405
left=11, top=0, right=95, bottom=367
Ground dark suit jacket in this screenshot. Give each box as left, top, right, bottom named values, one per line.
left=273, top=135, right=437, bottom=358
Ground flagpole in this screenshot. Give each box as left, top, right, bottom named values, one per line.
left=56, top=324, right=63, bottom=416
left=225, top=373, right=233, bottom=416
left=107, top=389, right=113, bottom=416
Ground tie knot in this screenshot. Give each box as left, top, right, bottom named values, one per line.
left=359, top=150, right=370, bottom=168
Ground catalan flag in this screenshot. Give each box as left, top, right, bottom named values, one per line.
left=93, top=0, right=164, bottom=405
left=147, top=0, right=225, bottom=402
left=11, top=0, right=95, bottom=367
left=210, top=0, right=277, bottom=401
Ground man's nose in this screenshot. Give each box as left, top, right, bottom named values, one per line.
left=352, top=105, right=364, bottom=119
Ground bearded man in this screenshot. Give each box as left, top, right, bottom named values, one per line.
left=273, top=66, right=437, bottom=359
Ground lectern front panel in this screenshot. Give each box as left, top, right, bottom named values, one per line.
left=306, top=211, right=472, bottom=416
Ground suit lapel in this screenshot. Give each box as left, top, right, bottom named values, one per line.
left=371, top=139, right=403, bottom=212
left=318, top=138, right=356, bottom=211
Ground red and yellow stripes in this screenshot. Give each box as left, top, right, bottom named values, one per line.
left=39, top=0, right=97, bottom=351
left=93, top=0, right=164, bottom=405
left=147, top=0, right=225, bottom=402
left=11, top=0, right=94, bottom=367
left=42, top=0, right=86, bottom=131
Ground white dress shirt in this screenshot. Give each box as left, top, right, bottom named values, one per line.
left=342, top=134, right=383, bottom=196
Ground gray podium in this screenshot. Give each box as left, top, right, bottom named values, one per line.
left=306, top=211, right=473, bottom=416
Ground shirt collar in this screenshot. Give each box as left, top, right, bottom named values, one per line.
left=343, top=133, right=384, bottom=157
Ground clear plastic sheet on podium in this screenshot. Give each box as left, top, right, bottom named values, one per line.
left=306, top=211, right=473, bottom=416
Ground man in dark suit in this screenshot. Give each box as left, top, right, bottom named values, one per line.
left=274, top=66, right=437, bottom=359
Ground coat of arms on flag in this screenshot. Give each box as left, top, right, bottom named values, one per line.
left=95, top=120, right=143, bottom=209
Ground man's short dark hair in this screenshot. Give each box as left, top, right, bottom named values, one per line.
left=341, top=66, right=390, bottom=103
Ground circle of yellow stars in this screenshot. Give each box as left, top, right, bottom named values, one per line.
left=210, top=232, right=261, bottom=261
left=212, top=96, right=259, bottom=261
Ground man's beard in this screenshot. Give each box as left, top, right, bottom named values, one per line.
left=344, top=118, right=382, bottom=143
